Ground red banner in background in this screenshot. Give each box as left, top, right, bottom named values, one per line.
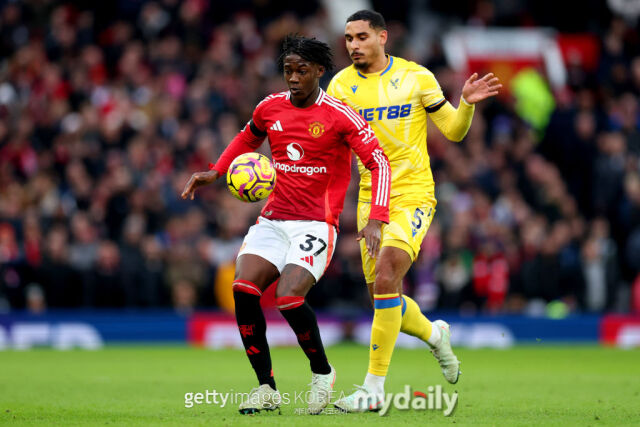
left=442, top=28, right=568, bottom=95
left=556, top=34, right=600, bottom=71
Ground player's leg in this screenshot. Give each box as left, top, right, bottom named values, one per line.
left=365, top=245, right=411, bottom=393
left=277, top=221, right=337, bottom=414
left=233, top=254, right=279, bottom=389
left=335, top=245, right=408, bottom=412
left=336, top=202, right=457, bottom=413
left=382, top=203, right=461, bottom=384
left=361, top=203, right=437, bottom=347
left=276, top=266, right=331, bottom=377
left=363, top=270, right=440, bottom=371
left=233, top=218, right=287, bottom=414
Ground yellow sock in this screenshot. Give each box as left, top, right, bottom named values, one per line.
left=368, top=293, right=402, bottom=376
left=400, top=295, right=433, bottom=344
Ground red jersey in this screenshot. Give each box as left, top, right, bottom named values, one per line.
left=213, top=89, right=390, bottom=227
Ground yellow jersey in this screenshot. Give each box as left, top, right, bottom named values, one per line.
left=327, top=56, right=448, bottom=204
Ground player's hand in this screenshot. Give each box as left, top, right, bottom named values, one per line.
left=181, top=170, right=220, bottom=200
left=461, top=73, right=502, bottom=104
left=357, top=219, right=384, bottom=258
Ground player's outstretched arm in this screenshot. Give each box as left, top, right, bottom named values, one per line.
left=181, top=169, right=219, bottom=200
left=428, top=72, right=501, bottom=142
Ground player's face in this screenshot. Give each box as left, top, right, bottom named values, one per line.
left=283, top=54, right=324, bottom=105
left=344, top=20, right=387, bottom=70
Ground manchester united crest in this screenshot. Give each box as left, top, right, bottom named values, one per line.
left=308, top=121, right=325, bottom=138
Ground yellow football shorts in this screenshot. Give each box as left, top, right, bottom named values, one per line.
left=357, top=197, right=436, bottom=284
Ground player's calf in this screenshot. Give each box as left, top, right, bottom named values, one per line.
left=276, top=295, right=332, bottom=376
left=233, top=280, right=277, bottom=390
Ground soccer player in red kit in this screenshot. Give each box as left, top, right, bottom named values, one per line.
left=181, top=35, right=391, bottom=415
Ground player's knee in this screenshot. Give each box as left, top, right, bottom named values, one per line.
left=275, top=280, right=306, bottom=298
left=374, top=266, right=400, bottom=294
left=276, top=265, right=315, bottom=298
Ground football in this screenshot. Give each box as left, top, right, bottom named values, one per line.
left=226, top=152, right=276, bottom=202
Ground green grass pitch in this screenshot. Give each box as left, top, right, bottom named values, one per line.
left=1, top=344, right=639, bottom=425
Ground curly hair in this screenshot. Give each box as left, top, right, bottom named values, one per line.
left=277, top=34, right=334, bottom=72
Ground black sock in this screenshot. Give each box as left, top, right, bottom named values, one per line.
left=279, top=300, right=331, bottom=375
left=233, top=290, right=276, bottom=390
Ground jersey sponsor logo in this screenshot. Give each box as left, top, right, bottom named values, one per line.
left=273, top=160, right=327, bottom=176
left=350, top=85, right=358, bottom=93
left=286, top=142, right=304, bottom=161
left=308, top=121, right=325, bottom=138
left=358, top=126, right=376, bottom=144
left=270, top=120, right=283, bottom=131
left=358, top=104, right=412, bottom=121
left=390, top=78, right=400, bottom=89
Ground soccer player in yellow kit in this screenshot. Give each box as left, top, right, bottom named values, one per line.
left=327, top=10, right=501, bottom=412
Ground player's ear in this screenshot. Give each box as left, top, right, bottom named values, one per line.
left=378, top=29, right=388, bottom=47
left=317, top=65, right=325, bottom=78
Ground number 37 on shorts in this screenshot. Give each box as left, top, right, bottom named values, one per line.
left=237, top=217, right=337, bottom=282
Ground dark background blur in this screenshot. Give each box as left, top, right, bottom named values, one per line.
left=0, top=0, right=639, bottom=317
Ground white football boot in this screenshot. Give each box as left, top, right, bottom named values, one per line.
left=307, top=364, right=336, bottom=414
left=333, top=384, right=384, bottom=413
left=430, top=320, right=461, bottom=384
left=238, top=384, right=281, bottom=415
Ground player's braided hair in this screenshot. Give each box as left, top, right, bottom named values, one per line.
left=277, top=34, right=334, bottom=72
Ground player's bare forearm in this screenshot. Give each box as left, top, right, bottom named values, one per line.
left=181, top=170, right=220, bottom=200
left=461, top=73, right=502, bottom=104
left=357, top=219, right=384, bottom=258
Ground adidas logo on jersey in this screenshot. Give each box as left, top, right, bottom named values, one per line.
left=270, top=120, right=283, bottom=131
left=300, top=256, right=314, bottom=266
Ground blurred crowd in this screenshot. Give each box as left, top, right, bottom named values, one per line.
left=0, top=0, right=639, bottom=316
